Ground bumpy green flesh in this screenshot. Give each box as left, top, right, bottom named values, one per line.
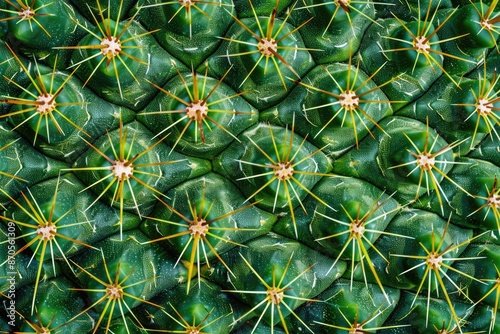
left=0, top=0, right=500, bottom=333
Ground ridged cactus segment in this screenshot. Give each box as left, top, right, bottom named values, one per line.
left=0, top=45, right=139, bottom=162
left=469, top=0, right=500, bottom=52
left=270, top=177, right=395, bottom=253
left=140, top=173, right=275, bottom=293
left=268, top=57, right=397, bottom=154
left=215, top=122, right=333, bottom=238
left=335, top=116, right=470, bottom=213
left=1, top=44, right=88, bottom=145
left=0, top=122, right=67, bottom=203
left=359, top=1, right=474, bottom=110
left=290, top=279, right=402, bottom=333
left=0, top=0, right=54, bottom=38
left=398, top=57, right=500, bottom=154
left=380, top=291, right=471, bottom=334
left=434, top=3, right=499, bottom=75
left=383, top=0, right=474, bottom=86
left=135, top=0, right=235, bottom=67
left=2, top=0, right=500, bottom=332
left=357, top=20, right=425, bottom=110
left=138, top=65, right=257, bottom=158
left=56, top=0, right=179, bottom=108
left=1, top=0, right=92, bottom=66
left=69, top=230, right=187, bottom=334
left=450, top=1, right=500, bottom=50
left=209, top=0, right=316, bottom=108
left=387, top=120, right=472, bottom=215
left=1, top=173, right=142, bottom=261
left=352, top=210, right=472, bottom=289
left=415, top=157, right=500, bottom=231
left=0, top=176, right=97, bottom=314
left=15, top=277, right=93, bottom=333
left=291, top=0, right=378, bottom=63
left=385, top=19, right=442, bottom=75
left=220, top=234, right=346, bottom=333
left=308, top=177, right=405, bottom=304
left=71, top=118, right=212, bottom=239
left=362, top=210, right=479, bottom=332
left=395, top=220, right=482, bottom=297
left=446, top=244, right=500, bottom=327
left=136, top=278, right=234, bottom=333
left=454, top=68, right=500, bottom=150
left=69, top=254, right=161, bottom=333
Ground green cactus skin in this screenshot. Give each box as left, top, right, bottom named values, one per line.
left=213, top=233, right=346, bottom=332
left=1, top=0, right=90, bottom=67
left=289, top=0, right=377, bottom=64
left=137, top=66, right=258, bottom=158
left=1, top=0, right=500, bottom=333
left=260, top=59, right=395, bottom=157
left=290, top=279, right=402, bottom=333
left=207, top=1, right=316, bottom=109
left=15, top=277, right=94, bottom=333
left=135, top=278, right=236, bottom=333
left=134, top=0, right=235, bottom=67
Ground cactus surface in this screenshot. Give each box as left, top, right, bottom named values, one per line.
left=1, top=0, right=500, bottom=333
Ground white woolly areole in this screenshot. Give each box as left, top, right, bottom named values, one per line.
left=417, top=152, right=435, bottom=170
left=267, top=287, right=284, bottom=305
left=189, top=219, right=208, bottom=237
left=186, top=101, right=208, bottom=120
left=106, top=284, right=123, bottom=299
left=427, top=252, right=443, bottom=269
left=481, top=19, right=493, bottom=31
left=488, top=193, right=500, bottom=207
left=414, top=36, right=430, bottom=54
left=340, top=90, right=359, bottom=110
left=21, top=7, right=35, bottom=19
left=37, top=224, right=56, bottom=242
left=476, top=98, right=492, bottom=115
left=36, top=94, right=56, bottom=114
left=101, top=36, right=121, bottom=58
left=350, top=221, right=365, bottom=237
left=113, top=160, right=133, bottom=180
left=258, top=38, right=278, bottom=57
left=274, top=162, right=294, bottom=181
left=337, top=0, right=350, bottom=7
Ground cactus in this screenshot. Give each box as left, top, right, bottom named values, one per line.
left=1, top=0, right=500, bottom=333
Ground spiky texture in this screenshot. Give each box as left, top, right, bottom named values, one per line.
left=1, top=0, right=500, bottom=333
